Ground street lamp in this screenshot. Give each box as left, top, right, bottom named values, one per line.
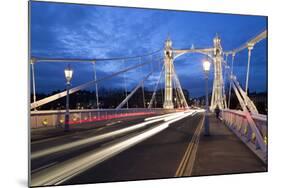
left=203, top=60, right=211, bottom=136
left=203, top=60, right=211, bottom=73
left=64, top=65, right=73, bottom=132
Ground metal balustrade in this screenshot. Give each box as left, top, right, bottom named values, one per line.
left=221, top=109, right=267, bottom=163
left=30, top=108, right=176, bottom=128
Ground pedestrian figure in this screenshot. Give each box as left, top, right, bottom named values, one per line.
left=215, top=105, right=220, bottom=119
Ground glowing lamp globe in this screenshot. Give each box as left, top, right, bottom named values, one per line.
left=203, top=60, right=211, bottom=72
left=64, top=66, right=73, bottom=83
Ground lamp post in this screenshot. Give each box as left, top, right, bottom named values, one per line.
left=203, top=60, right=211, bottom=136
left=64, top=65, right=73, bottom=132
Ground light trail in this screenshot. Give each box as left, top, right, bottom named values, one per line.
left=31, top=111, right=192, bottom=160
left=144, top=112, right=184, bottom=121
left=31, top=111, right=194, bottom=186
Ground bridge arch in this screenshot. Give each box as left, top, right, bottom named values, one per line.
left=162, top=36, right=227, bottom=111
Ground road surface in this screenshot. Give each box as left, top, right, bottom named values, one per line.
left=30, top=110, right=204, bottom=187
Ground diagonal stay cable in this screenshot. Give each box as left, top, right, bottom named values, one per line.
left=31, top=59, right=161, bottom=110
left=148, top=64, right=165, bottom=108
left=116, top=71, right=153, bottom=110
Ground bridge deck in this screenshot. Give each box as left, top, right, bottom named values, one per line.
left=191, top=114, right=267, bottom=176
left=30, top=114, right=156, bottom=142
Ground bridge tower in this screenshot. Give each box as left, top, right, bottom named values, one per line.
left=163, top=38, right=174, bottom=109
left=210, top=35, right=227, bottom=111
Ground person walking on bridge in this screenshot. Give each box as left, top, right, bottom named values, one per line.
left=215, top=105, right=220, bottom=119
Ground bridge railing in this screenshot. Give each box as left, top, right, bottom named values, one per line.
left=30, top=108, right=176, bottom=129
left=221, top=109, right=267, bottom=163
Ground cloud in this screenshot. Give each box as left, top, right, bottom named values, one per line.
left=31, top=2, right=267, bottom=97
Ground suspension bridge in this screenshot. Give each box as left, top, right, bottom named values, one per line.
left=30, top=30, right=268, bottom=187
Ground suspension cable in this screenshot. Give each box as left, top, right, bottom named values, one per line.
left=158, top=57, right=164, bottom=106
left=171, top=62, right=188, bottom=108
left=140, top=57, right=146, bottom=108
left=149, top=55, right=154, bottom=107
left=245, top=44, right=254, bottom=96
left=123, top=60, right=129, bottom=109
left=150, top=55, right=153, bottom=73
left=175, top=74, right=183, bottom=108
left=148, top=64, right=164, bottom=108
left=116, top=71, right=153, bottom=110
left=174, top=83, right=181, bottom=108
left=92, top=61, right=100, bottom=109
left=228, top=53, right=235, bottom=108
left=32, top=49, right=162, bottom=64
left=31, top=59, right=37, bottom=110
left=222, top=54, right=228, bottom=108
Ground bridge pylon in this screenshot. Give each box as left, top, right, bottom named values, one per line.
left=163, top=38, right=174, bottom=109
left=210, top=35, right=227, bottom=111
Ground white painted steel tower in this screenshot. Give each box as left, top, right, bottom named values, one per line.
left=163, top=38, right=174, bottom=109
left=210, top=35, right=227, bottom=111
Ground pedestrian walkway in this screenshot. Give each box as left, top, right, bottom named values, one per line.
left=191, top=114, right=267, bottom=176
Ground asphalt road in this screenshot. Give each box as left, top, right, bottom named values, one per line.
left=31, top=114, right=158, bottom=172
left=30, top=111, right=204, bottom=187
left=66, top=113, right=203, bottom=185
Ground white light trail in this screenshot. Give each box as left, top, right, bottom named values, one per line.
left=31, top=111, right=193, bottom=186
left=31, top=111, right=190, bottom=160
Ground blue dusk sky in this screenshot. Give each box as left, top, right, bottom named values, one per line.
left=30, top=1, right=267, bottom=97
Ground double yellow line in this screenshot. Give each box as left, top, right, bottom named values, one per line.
left=175, top=115, right=204, bottom=177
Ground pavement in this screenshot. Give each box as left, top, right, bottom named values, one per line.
left=191, top=113, right=267, bottom=176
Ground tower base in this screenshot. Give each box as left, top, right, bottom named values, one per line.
left=163, top=101, right=174, bottom=109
